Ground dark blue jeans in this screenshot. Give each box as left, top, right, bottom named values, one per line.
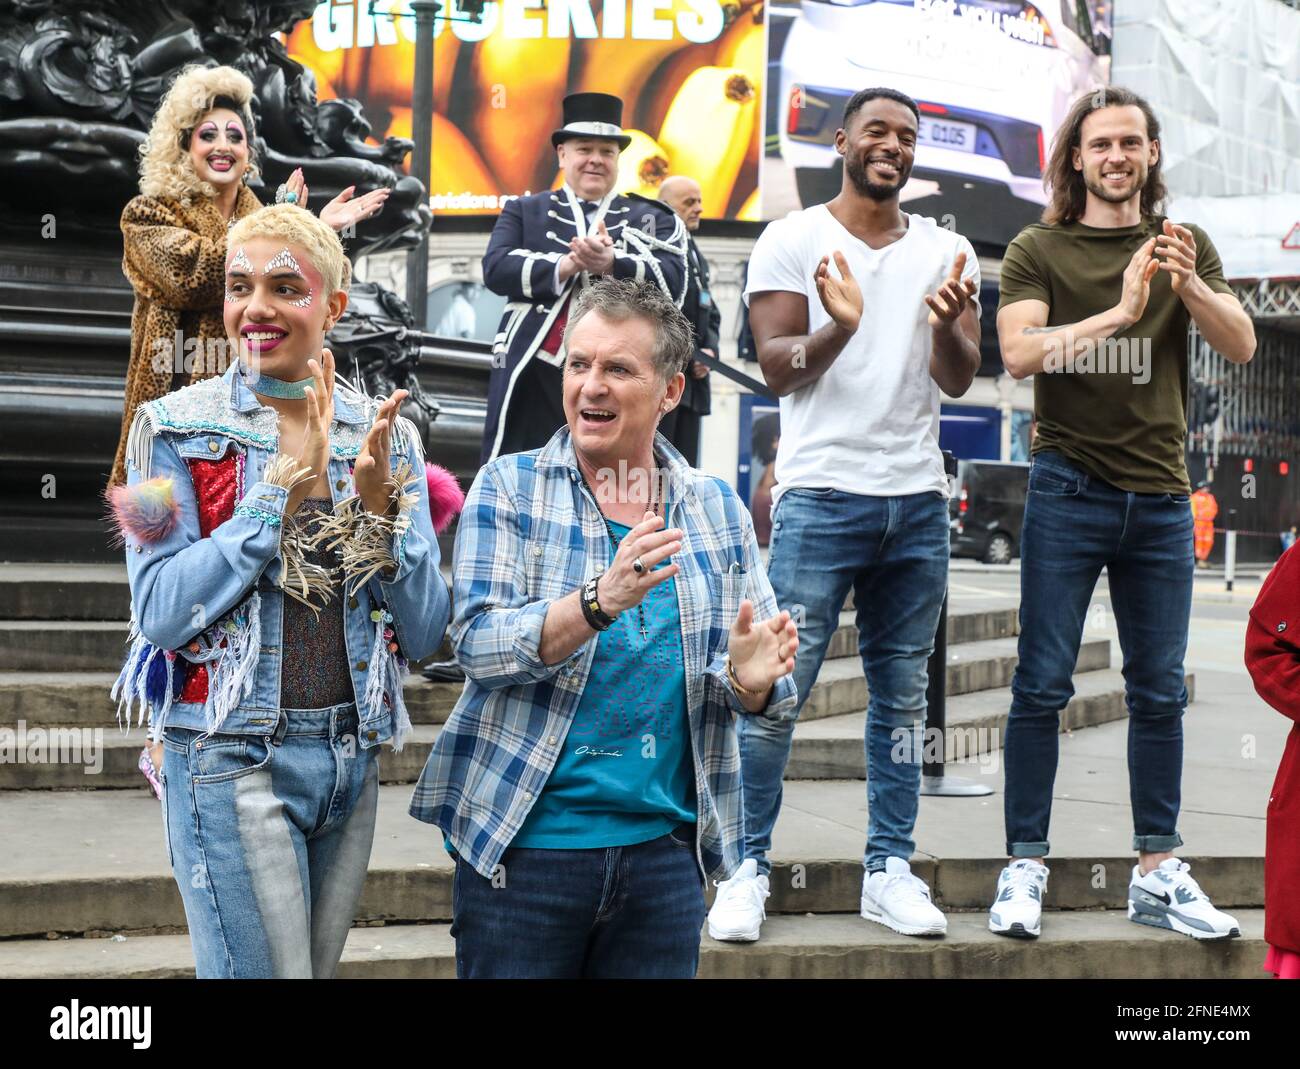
left=737, top=488, right=950, bottom=874
left=450, top=825, right=706, bottom=978
left=1006, top=451, right=1192, bottom=857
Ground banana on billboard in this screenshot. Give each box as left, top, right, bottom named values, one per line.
left=285, top=0, right=766, bottom=219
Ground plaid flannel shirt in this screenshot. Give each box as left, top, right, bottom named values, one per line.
left=409, top=427, right=797, bottom=880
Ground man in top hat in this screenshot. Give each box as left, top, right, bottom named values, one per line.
left=480, top=92, right=689, bottom=462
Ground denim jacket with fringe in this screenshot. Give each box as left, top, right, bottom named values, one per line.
left=110, top=362, right=451, bottom=750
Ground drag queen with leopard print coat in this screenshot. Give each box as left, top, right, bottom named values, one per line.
left=110, top=63, right=388, bottom=489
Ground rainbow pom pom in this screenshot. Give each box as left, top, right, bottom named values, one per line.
left=107, top=477, right=180, bottom=545
left=425, top=463, right=465, bottom=535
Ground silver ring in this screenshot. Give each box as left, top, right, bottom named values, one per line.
left=274, top=184, right=288, bottom=204
left=632, top=557, right=645, bottom=574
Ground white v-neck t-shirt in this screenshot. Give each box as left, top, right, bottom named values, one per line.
left=743, top=205, right=980, bottom=506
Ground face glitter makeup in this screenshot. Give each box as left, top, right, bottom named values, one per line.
left=266, top=248, right=304, bottom=274
left=226, top=247, right=254, bottom=303
left=287, top=289, right=314, bottom=308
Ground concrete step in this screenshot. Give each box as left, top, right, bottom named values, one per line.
left=0, top=610, right=1035, bottom=739
left=0, top=606, right=1013, bottom=676
left=795, top=635, right=1109, bottom=724
left=0, top=672, right=462, bottom=730
left=0, top=621, right=128, bottom=672
left=0, top=603, right=1017, bottom=674
left=0, top=564, right=129, bottom=621
left=0, top=636, right=1099, bottom=788
left=784, top=669, right=1193, bottom=779
left=0, top=724, right=441, bottom=790
left=0, top=774, right=1262, bottom=940
left=0, top=910, right=1266, bottom=979
left=0, top=562, right=457, bottom=622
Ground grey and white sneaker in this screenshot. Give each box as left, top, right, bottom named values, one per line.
left=707, top=858, right=770, bottom=942
left=988, top=859, right=1049, bottom=939
left=1128, top=858, right=1240, bottom=941
left=861, top=857, right=947, bottom=937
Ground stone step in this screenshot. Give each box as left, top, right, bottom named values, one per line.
left=795, top=635, right=1109, bottom=724
left=784, top=669, right=1193, bottom=779
left=0, top=780, right=1261, bottom=940
left=0, top=564, right=129, bottom=622
left=0, top=672, right=462, bottom=730
left=0, top=621, right=129, bottom=672
left=0, top=724, right=440, bottom=790
left=0, top=604, right=1018, bottom=674
left=0, top=637, right=1103, bottom=788
left=0, top=610, right=1036, bottom=737
left=0, top=562, right=456, bottom=622
left=0, top=910, right=1266, bottom=980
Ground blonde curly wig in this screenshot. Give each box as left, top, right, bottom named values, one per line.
left=227, top=204, right=352, bottom=297
left=138, top=65, right=261, bottom=204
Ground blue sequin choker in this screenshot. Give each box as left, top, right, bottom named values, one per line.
left=241, top=369, right=314, bottom=399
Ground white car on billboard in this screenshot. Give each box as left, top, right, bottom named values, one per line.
left=778, top=0, right=1111, bottom=241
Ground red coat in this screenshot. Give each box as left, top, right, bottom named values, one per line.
left=1244, top=545, right=1300, bottom=954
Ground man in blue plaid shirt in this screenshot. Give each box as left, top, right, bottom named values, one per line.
left=410, top=278, right=799, bottom=978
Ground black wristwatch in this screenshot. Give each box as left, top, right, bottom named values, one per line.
left=581, top=574, right=617, bottom=631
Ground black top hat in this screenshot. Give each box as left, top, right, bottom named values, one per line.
left=551, top=92, right=631, bottom=151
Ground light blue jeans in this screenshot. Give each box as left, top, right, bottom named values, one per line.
left=161, top=702, right=379, bottom=978
left=737, top=488, right=950, bottom=874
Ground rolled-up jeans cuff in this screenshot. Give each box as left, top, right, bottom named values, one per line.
left=1009, top=841, right=1050, bottom=859
left=1132, top=832, right=1183, bottom=853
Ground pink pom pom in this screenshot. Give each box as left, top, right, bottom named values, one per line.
left=425, top=462, right=465, bottom=535
left=106, top=477, right=181, bottom=545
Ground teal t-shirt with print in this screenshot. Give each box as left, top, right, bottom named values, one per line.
left=511, top=519, right=697, bottom=848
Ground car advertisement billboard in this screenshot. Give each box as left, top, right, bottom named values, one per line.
left=284, top=0, right=1109, bottom=236
left=768, top=0, right=1112, bottom=243
left=284, top=0, right=765, bottom=218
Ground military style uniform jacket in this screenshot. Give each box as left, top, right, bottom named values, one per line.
left=479, top=183, right=688, bottom=461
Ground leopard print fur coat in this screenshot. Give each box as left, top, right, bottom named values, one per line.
left=109, top=184, right=262, bottom=487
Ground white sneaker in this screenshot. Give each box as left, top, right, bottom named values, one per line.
left=860, top=857, right=947, bottom=937
left=1128, top=858, right=1241, bottom=941
left=707, top=858, right=770, bottom=942
left=988, top=859, right=1049, bottom=939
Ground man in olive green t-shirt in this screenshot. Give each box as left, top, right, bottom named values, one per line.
left=986, top=88, right=1256, bottom=944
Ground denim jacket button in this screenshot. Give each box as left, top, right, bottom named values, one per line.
left=357, top=659, right=368, bottom=670
left=367, top=730, right=377, bottom=741
left=207, top=440, right=219, bottom=453
left=349, top=596, right=359, bottom=609
left=336, top=479, right=347, bottom=491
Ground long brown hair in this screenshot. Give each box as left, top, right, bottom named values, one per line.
left=1042, top=86, right=1167, bottom=225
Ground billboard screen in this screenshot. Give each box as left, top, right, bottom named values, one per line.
left=767, top=0, right=1112, bottom=243
left=285, top=0, right=765, bottom=219
left=285, top=0, right=1109, bottom=238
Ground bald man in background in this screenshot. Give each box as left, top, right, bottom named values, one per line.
left=659, top=176, right=720, bottom=466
